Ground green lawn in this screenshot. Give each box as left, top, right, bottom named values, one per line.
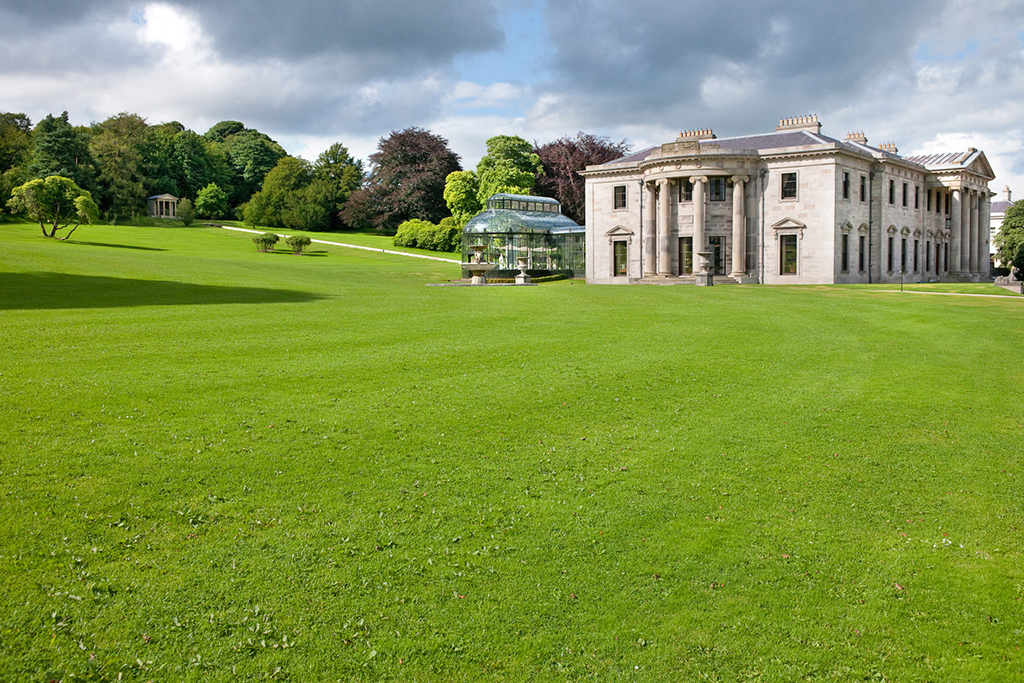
left=1, top=220, right=1022, bottom=681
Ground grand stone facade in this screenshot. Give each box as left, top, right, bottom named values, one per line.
left=581, top=116, right=996, bottom=285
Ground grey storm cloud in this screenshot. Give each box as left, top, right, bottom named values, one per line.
left=0, top=0, right=507, bottom=76
left=540, top=0, right=949, bottom=130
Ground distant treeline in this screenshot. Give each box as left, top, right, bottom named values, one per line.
left=1, top=110, right=631, bottom=235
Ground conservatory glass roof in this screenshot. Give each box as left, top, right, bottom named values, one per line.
left=464, top=193, right=582, bottom=235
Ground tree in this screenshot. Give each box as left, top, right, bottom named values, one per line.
left=341, top=127, right=461, bottom=234
left=177, top=197, right=195, bottom=226
left=171, top=130, right=225, bottom=200
left=195, top=183, right=229, bottom=219
left=535, top=132, right=631, bottom=224
left=205, top=124, right=286, bottom=207
left=7, top=176, right=99, bottom=239
left=475, top=135, right=543, bottom=204
left=243, top=156, right=313, bottom=229
left=0, top=112, right=32, bottom=173
left=90, top=112, right=151, bottom=218
left=443, top=170, right=482, bottom=228
left=311, top=142, right=363, bottom=230
left=994, top=199, right=1024, bottom=270
left=29, top=112, right=98, bottom=197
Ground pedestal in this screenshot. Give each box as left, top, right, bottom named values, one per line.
left=695, top=272, right=714, bottom=286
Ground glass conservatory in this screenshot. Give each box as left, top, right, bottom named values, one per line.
left=461, top=193, right=585, bottom=278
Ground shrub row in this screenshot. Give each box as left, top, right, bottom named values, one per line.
left=252, top=232, right=312, bottom=254
left=393, top=218, right=461, bottom=253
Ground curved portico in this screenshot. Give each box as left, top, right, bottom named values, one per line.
left=636, top=144, right=757, bottom=280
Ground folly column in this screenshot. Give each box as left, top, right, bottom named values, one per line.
left=730, top=175, right=748, bottom=278
left=658, top=178, right=672, bottom=276
left=692, top=176, right=708, bottom=274
left=949, top=188, right=962, bottom=275
left=643, top=181, right=656, bottom=277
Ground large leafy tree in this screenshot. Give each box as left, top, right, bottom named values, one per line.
left=143, top=121, right=186, bottom=197
left=0, top=113, right=33, bottom=210
left=994, top=199, right=1024, bottom=275
left=171, top=130, right=228, bottom=200
left=535, top=132, right=631, bottom=224
left=194, top=182, right=229, bottom=219
left=204, top=122, right=286, bottom=207
left=475, top=135, right=543, bottom=204
left=442, top=170, right=482, bottom=227
left=90, top=112, right=151, bottom=217
left=28, top=112, right=98, bottom=197
left=7, top=175, right=99, bottom=238
left=0, top=112, right=32, bottom=173
left=341, top=127, right=461, bottom=234
left=242, top=156, right=313, bottom=228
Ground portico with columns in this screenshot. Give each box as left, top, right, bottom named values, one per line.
left=582, top=117, right=995, bottom=285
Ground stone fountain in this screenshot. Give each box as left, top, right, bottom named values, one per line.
left=463, top=244, right=496, bottom=285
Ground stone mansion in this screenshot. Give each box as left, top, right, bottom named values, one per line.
left=580, top=116, right=995, bottom=285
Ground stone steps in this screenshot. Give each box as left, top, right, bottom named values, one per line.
left=637, top=275, right=740, bottom=285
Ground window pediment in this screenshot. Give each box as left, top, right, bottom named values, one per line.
left=771, top=217, right=805, bottom=231
left=605, top=225, right=633, bottom=237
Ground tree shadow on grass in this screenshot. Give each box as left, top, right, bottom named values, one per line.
left=0, top=272, right=325, bottom=310
left=71, top=241, right=167, bottom=252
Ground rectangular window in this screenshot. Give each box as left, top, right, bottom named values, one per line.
left=943, top=243, right=948, bottom=270
left=902, top=182, right=908, bottom=207
left=709, top=177, right=727, bottom=202
left=927, top=190, right=932, bottom=212
left=889, top=180, right=895, bottom=205
left=842, top=171, right=850, bottom=200
left=914, top=185, right=920, bottom=209
left=926, top=241, right=931, bottom=272
left=945, top=192, right=950, bottom=214
left=859, top=235, right=866, bottom=272
left=679, top=237, right=693, bottom=274
left=888, top=236, right=894, bottom=271
left=709, top=236, right=725, bottom=274
left=860, top=175, right=867, bottom=202
left=780, top=234, right=797, bottom=274
left=901, top=238, right=907, bottom=272
left=613, top=185, right=626, bottom=210
left=841, top=234, right=849, bottom=271
left=613, top=240, right=628, bottom=275
left=781, top=172, right=797, bottom=200
left=680, top=179, right=693, bottom=202
left=913, top=239, right=919, bottom=271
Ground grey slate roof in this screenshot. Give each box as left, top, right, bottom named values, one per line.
left=903, top=151, right=973, bottom=167
left=991, top=201, right=1012, bottom=214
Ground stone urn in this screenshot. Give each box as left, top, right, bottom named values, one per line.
left=516, top=256, right=531, bottom=285
left=695, top=250, right=714, bottom=286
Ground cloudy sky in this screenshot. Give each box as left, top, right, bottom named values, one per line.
left=2, top=0, right=1023, bottom=192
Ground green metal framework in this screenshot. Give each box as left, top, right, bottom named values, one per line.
left=461, top=194, right=585, bottom=277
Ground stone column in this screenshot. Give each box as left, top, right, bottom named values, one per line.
left=730, top=176, right=748, bottom=278
left=967, top=189, right=978, bottom=274
left=949, top=188, right=962, bottom=275
left=960, top=187, right=971, bottom=273
left=980, top=193, right=990, bottom=275
left=643, top=181, right=656, bottom=277
left=692, top=176, right=708, bottom=274
left=658, top=178, right=672, bottom=276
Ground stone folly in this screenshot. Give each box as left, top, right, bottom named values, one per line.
left=581, top=116, right=996, bottom=285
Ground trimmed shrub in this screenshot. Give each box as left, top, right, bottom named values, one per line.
left=253, top=231, right=279, bottom=252
left=286, top=235, right=312, bottom=254
left=393, top=218, right=461, bottom=253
